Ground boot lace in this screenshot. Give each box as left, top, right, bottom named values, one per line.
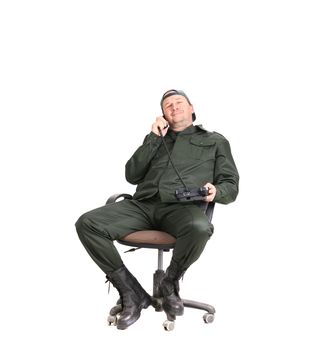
left=105, top=278, right=112, bottom=294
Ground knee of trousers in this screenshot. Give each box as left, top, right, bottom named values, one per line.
left=75, top=213, right=105, bottom=239
left=185, top=219, right=213, bottom=242
left=75, top=212, right=114, bottom=241
left=75, top=213, right=90, bottom=237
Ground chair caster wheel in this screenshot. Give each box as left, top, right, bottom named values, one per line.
left=163, top=320, right=175, bottom=331
left=107, top=314, right=118, bottom=326
left=203, top=312, right=215, bottom=324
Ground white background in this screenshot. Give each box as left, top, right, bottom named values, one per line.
left=1, top=0, right=318, bottom=348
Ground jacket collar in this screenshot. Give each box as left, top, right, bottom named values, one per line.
left=166, top=124, right=208, bottom=140
left=167, top=124, right=198, bottom=137
left=195, top=124, right=209, bottom=132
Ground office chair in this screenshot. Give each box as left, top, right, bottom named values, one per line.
left=106, top=193, right=216, bottom=331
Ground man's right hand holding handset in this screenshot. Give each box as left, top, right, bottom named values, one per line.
left=152, top=116, right=169, bottom=137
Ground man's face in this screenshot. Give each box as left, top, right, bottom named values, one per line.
left=162, top=95, right=194, bottom=130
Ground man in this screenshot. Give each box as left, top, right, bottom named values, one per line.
left=75, top=89, right=239, bottom=330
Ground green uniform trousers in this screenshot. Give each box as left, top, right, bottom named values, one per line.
left=75, top=198, right=214, bottom=274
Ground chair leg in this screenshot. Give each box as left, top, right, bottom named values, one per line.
left=182, top=299, right=216, bottom=324
left=182, top=299, right=215, bottom=313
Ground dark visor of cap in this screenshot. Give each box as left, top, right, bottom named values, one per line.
left=161, top=89, right=190, bottom=105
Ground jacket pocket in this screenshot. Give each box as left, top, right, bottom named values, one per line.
left=189, top=136, right=216, bottom=160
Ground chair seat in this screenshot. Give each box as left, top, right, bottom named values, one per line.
left=118, top=230, right=176, bottom=249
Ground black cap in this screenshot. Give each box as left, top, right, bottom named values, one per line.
left=160, top=89, right=196, bottom=121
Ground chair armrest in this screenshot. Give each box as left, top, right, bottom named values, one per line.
left=106, top=193, right=133, bottom=204
left=206, top=202, right=215, bottom=222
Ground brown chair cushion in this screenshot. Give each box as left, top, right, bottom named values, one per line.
left=121, top=230, right=176, bottom=245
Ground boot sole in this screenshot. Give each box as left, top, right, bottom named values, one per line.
left=116, top=296, right=152, bottom=330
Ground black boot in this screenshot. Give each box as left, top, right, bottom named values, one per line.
left=109, top=298, right=122, bottom=316
left=107, top=265, right=152, bottom=330
left=159, top=260, right=186, bottom=316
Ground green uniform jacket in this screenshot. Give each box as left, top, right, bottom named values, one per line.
left=125, top=124, right=239, bottom=204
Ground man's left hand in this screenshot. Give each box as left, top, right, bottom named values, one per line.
left=203, top=183, right=217, bottom=202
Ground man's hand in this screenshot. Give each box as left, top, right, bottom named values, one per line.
left=152, top=116, right=169, bottom=136
left=203, top=182, right=217, bottom=202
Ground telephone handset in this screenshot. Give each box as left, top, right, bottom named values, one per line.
left=162, top=115, right=169, bottom=128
